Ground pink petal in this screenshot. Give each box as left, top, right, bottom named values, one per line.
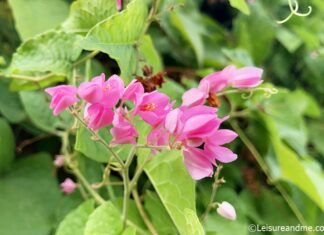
left=217, top=201, right=237, bottom=220
left=205, top=145, right=237, bottom=163
left=207, top=129, right=238, bottom=146
left=183, top=147, right=214, bottom=180
left=182, top=88, right=207, bottom=107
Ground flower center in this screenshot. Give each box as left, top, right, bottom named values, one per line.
left=140, top=103, right=156, bottom=111
left=102, top=85, right=110, bottom=92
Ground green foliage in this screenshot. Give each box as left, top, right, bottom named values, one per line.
left=1, top=0, right=324, bottom=234
left=7, top=31, right=83, bottom=90
left=81, top=0, right=148, bottom=82
left=0, top=118, right=15, bottom=174
left=8, top=0, right=69, bottom=40
left=138, top=149, right=204, bottom=235
left=0, top=153, right=61, bottom=235
left=229, top=0, right=250, bottom=15
left=83, top=202, right=124, bottom=235
left=56, top=200, right=95, bottom=235
left=62, top=0, right=117, bottom=33
left=0, top=79, right=26, bottom=123
left=20, top=90, right=73, bottom=133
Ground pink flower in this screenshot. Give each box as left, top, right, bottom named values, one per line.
left=183, top=147, right=214, bottom=180
left=230, top=66, right=263, bottom=88
left=45, top=85, right=79, bottom=115
left=85, top=103, right=114, bottom=130
left=147, top=125, right=169, bottom=147
left=110, top=108, right=138, bottom=144
left=165, top=105, right=222, bottom=146
left=198, top=65, right=263, bottom=94
left=182, top=88, right=208, bottom=107
left=116, top=0, right=122, bottom=10
left=53, top=155, right=65, bottom=167
left=205, top=129, right=238, bottom=163
left=78, top=73, right=124, bottom=107
left=122, top=79, right=144, bottom=102
left=60, top=178, right=77, bottom=194
left=133, top=91, right=172, bottom=126
left=217, top=201, right=237, bottom=220
left=199, top=65, right=236, bottom=93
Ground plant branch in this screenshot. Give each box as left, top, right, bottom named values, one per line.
left=69, top=107, right=125, bottom=167
left=201, top=165, right=224, bottom=221
left=230, top=120, right=309, bottom=228
left=121, top=146, right=137, bottom=227
left=132, top=188, right=159, bottom=235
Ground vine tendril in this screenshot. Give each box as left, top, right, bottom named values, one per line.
left=241, top=87, right=278, bottom=99
left=277, top=0, right=312, bottom=24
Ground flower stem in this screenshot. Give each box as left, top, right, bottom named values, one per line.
left=230, top=120, right=309, bottom=228
left=74, top=168, right=106, bottom=205
left=132, top=188, right=159, bottom=235
left=201, top=165, right=224, bottom=221
left=129, top=153, right=154, bottom=191
left=122, top=146, right=136, bottom=227
left=69, top=107, right=125, bottom=167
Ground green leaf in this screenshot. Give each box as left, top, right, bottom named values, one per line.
left=121, top=227, right=136, bottom=235
left=144, top=191, right=178, bottom=234
left=84, top=202, right=123, bottom=235
left=0, top=79, right=26, bottom=123
left=62, top=0, right=117, bottom=33
left=234, top=2, right=276, bottom=64
left=0, top=118, right=15, bottom=174
left=229, top=0, right=250, bottom=15
left=8, top=0, right=69, bottom=40
left=262, top=113, right=324, bottom=210
left=0, top=153, right=61, bottom=235
left=75, top=125, right=111, bottom=163
left=138, top=149, right=203, bottom=235
left=138, top=35, right=163, bottom=73
left=56, top=200, right=95, bottom=235
left=276, top=27, right=303, bottom=53
left=81, top=0, right=148, bottom=82
left=20, top=90, right=73, bottom=133
left=169, top=11, right=204, bottom=66
left=8, top=31, right=82, bottom=90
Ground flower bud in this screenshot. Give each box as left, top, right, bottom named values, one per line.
left=217, top=201, right=236, bottom=220
left=60, top=178, right=77, bottom=194
left=53, top=155, right=65, bottom=167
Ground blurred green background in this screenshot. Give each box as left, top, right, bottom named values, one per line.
left=0, top=0, right=323, bottom=234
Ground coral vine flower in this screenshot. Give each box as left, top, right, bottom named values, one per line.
left=45, top=85, right=79, bottom=115
left=60, top=178, right=77, bottom=194
left=78, top=73, right=124, bottom=107
left=110, top=108, right=138, bottom=144
left=134, top=91, right=172, bottom=126
left=84, top=103, right=114, bottom=130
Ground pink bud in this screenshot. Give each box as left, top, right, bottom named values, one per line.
left=45, top=85, right=79, bottom=115
left=230, top=66, right=263, bottom=89
left=53, top=155, right=65, bottom=167
left=60, top=178, right=77, bottom=194
left=116, top=0, right=122, bottom=11
left=217, top=201, right=237, bottom=220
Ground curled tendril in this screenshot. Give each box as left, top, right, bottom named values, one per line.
left=277, top=0, right=312, bottom=24
left=241, top=87, right=278, bottom=99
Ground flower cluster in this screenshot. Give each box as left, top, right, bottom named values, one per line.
left=45, top=65, right=263, bottom=180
